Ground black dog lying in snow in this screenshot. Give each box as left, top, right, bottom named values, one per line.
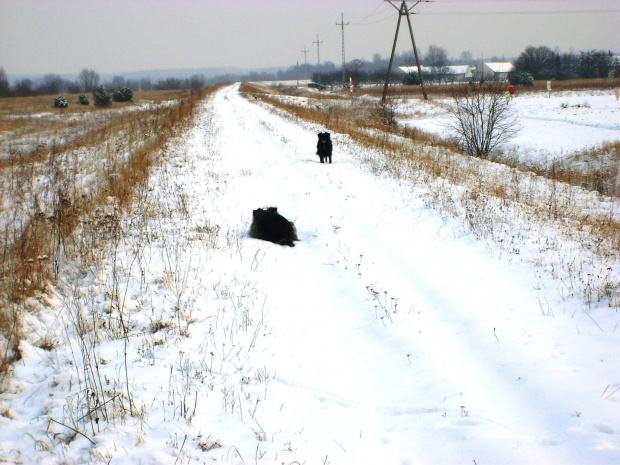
left=316, top=132, right=333, bottom=164
left=249, top=207, right=298, bottom=247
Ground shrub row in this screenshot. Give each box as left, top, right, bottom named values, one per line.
left=51, top=86, right=133, bottom=108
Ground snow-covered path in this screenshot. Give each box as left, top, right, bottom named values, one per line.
left=2, top=83, right=618, bottom=465
left=186, top=84, right=620, bottom=464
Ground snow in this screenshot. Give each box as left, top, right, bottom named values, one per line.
left=1, top=83, right=620, bottom=464
left=397, top=90, right=620, bottom=165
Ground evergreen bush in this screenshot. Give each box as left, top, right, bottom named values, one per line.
left=113, top=86, right=133, bottom=102
left=402, top=71, right=421, bottom=85
left=77, top=94, right=90, bottom=105
left=52, top=96, right=69, bottom=108
left=93, top=86, right=113, bottom=107
left=508, top=70, right=534, bottom=86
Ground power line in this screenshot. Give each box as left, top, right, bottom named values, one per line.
left=422, top=10, right=619, bottom=15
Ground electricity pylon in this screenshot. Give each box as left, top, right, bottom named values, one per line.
left=314, top=35, right=324, bottom=84
left=382, top=0, right=431, bottom=102
left=337, top=13, right=349, bottom=85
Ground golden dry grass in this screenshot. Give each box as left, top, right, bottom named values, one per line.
left=0, top=86, right=221, bottom=383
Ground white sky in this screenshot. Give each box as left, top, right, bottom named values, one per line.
left=0, top=0, right=618, bottom=76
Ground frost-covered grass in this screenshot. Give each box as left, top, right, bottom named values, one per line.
left=0, top=88, right=211, bottom=381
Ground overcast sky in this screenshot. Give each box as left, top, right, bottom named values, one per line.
left=1, top=0, right=618, bottom=76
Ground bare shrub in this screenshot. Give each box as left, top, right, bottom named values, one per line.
left=445, top=81, right=519, bottom=158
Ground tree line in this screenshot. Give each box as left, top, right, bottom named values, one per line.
left=1, top=45, right=618, bottom=98
left=512, top=46, right=619, bottom=81
left=317, top=46, right=619, bottom=87
left=0, top=67, right=211, bottom=98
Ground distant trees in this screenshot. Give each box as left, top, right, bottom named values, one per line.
left=577, top=50, right=613, bottom=79
left=79, top=68, right=101, bottom=92
left=13, top=78, right=34, bottom=97
left=459, top=50, right=476, bottom=66
left=513, top=46, right=557, bottom=80
left=39, top=73, right=65, bottom=95
left=0, top=67, right=9, bottom=97
left=423, top=45, right=451, bottom=83
left=188, top=74, right=206, bottom=90
left=513, top=46, right=617, bottom=81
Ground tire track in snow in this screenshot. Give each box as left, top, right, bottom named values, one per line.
left=196, top=84, right=619, bottom=465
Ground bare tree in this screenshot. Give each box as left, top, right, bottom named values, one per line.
left=38, top=73, right=65, bottom=95
left=445, top=82, right=519, bottom=158
left=78, top=68, right=100, bottom=92
left=459, top=50, right=475, bottom=66
left=424, top=45, right=450, bottom=83
left=13, top=78, right=34, bottom=97
left=0, top=67, right=10, bottom=97
left=111, top=75, right=126, bottom=88
left=188, top=74, right=206, bottom=90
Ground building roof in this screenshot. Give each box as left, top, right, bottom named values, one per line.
left=484, top=62, right=515, bottom=73
left=398, top=65, right=472, bottom=75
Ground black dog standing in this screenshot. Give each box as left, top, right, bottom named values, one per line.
left=316, top=132, right=333, bottom=164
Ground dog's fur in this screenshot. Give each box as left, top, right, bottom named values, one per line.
left=249, top=207, right=298, bottom=247
left=316, top=132, right=333, bottom=163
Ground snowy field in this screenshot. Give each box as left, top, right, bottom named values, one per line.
left=1, top=83, right=619, bottom=464
left=396, top=89, right=620, bottom=165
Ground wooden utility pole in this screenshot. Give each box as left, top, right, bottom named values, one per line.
left=336, top=13, right=349, bottom=85
left=313, top=35, right=324, bottom=83
left=382, top=0, right=430, bottom=102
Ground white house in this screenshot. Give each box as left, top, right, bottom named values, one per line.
left=480, top=62, right=515, bottom=81
left=398, top=65, right=473, bottom=82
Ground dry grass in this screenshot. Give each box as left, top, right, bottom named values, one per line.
left=492, top=140, right=620, bottom=198
left=296, top=77, right=620, bottom=100
left=241, top=82, right=620, bottom=310
left=0, top=86, right=221, bottom=385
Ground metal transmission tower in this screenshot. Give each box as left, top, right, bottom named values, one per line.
left=336, top=13, right=349, bottom=85
left=313, top=35, right=324, bottom=83
left=301, top=45, right=310, bottom=80
left=382, top=0, right=431, bottom=102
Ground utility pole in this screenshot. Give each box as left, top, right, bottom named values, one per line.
left=382, top=0, right=430, bottom=102
left=301, top=45, right=310, bottom=80
left=336, top=13, right=349, bottom=85
left=313, top=35, right=323, bottom=84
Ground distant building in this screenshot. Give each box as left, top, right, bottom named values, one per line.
left=398, top=65, right=473, bottom=83
left=480, top=62, right=515, bottom=82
